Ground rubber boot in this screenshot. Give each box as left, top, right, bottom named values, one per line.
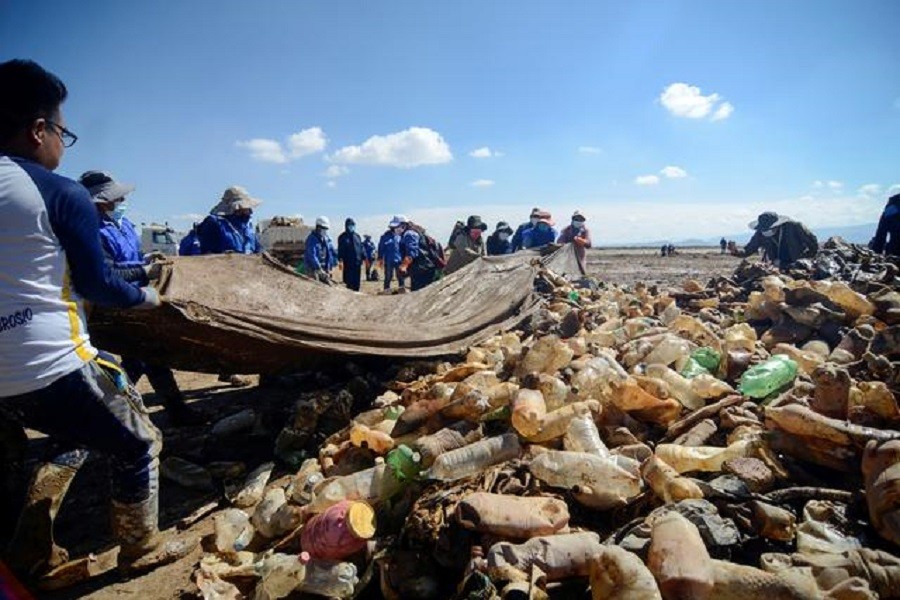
left=111, top=492, right=196, bottom=575
left=146, top=366, right=204, bottom=426
left=5, top=457, right=84, bottom=577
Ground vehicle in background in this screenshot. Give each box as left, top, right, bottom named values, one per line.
left=258, top=215, right=313, bottom=266
left=141, top=222, right=180, bottom=255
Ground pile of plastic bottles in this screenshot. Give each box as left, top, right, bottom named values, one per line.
left=193, top=240, right=900, bottom=600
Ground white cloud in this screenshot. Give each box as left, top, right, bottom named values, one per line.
left=858, top=183, right=882, bottom=197
left=237, top=127, right=327, bottom=164
left=470, top=146, right=503, bottom=158
left=235, top=138, right=287, bottom=164
left=812, top=180, right=824, bottom=188
left=659, top=83, right=733, bottom=121
left=323, top=165, right=349, bottom=178
left=329, top=127, right=452, bottom=168
left=635, top=175, right=660, bottom=186
left=711, top=102, right=734, bottom=121
left=660, top=166, right=687, bottom=179
left=888, top=183, right=900, bottom=196
left=471, top=179, right=495, bottom=187
left=287, top=127, right=327, bottom=158
left=578, top=146, right=602, bottom=154
left=827, top=180, right=843, bottom=191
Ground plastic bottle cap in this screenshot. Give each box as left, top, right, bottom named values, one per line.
left=346, top=501, right=376, bottom=539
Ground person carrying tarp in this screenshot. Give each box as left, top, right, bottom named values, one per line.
left=304, top=216, right=337, bottom=284
left=0, top=59, right=194, bottom=578
left=378, top=215, right=406, bottom=290
left=511, top=206, right=540, bottom=252
left=736, top=211, right=818, bottom=268
left=337, top=217, right=364, bottom=291
left=522, top=210, right=557, bottom=249
left=870, top=193, right=900, bottom=256
left=557, top=210, right=592, bottom=271
left=486, top=221, right=514, bottom=256
left=196, top=186, right=263, bottom=254
left=362, top=234, right=377, bottom=281
left=445, top=215, right=487, bottom=275
left=79, top=170, right=201, bottom=425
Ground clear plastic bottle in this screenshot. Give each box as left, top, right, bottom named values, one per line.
left=231, top=462, right=275, bottom=509
left=252, top=487, right=288, bottom=539
left=290, top=459, right=324, bottom=505
left=426, top=433, right=521, bottom=481
left=349, top=423, right=394, bottom=454
left=511, top=389, right=547, bottom=437
left=563, top=413, right=609, bottom=457
left=654, top=439, right=757, bottom=473
left=526, top=401, right=599, bottom=443
left=308, top=463, right=392, bottom=513
left=648, top=512, right=713, bottom=600
left=298, top=554, right=359, bottom=599
left=413, top=422, right=481, bottom=468
left=738, top=355, right=798, bottom=399
left=641, top=454, right=704, bottom=503
left=609, top=378, right=682, bottom=425
left=642, top=335, right=695, bottom=371
left=254, top=552, right=306, bottom=600
left=645, top=364, right=704, bottom=410
left=537, top=374, right=570, bottom=411
left=529, top=450, right=643, bottom=510
left=214, top=508, right=254, bottom=554
left=690, top=374, right=734, bottom=400
left=486, top=382, right=519, bottom=409
left=517, top=334, right=574, bottom=375
left=723, top=323, right=757, bottom=353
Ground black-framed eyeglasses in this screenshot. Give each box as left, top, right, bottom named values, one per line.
left=46, top=120, right=78, bottom=148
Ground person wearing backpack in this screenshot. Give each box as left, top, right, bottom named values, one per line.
left=398, top=216, right=443, bottom=291
left=445, top=215, right=487, bottom=275
left=737, top=211, right=818, bottom=268
left=378, top=216, right=405, bottom=290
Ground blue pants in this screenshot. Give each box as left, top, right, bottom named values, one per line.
left=383, top=263, right=405, bottom=290
left=0, top=358, right=161, bottom=505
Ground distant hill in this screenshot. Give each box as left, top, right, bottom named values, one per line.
left=603, top=222, right=878, bottom=248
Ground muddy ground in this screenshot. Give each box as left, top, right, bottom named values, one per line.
left=13, top=247, right=740, bottom=599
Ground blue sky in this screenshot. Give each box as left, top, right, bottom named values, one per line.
left=2, top=0, right=899, bottom=243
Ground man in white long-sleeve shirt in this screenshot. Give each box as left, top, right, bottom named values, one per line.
left=0, top=59, right=193, bottom=579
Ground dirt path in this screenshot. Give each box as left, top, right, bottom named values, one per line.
left=24, top=247, right=740, bottom=599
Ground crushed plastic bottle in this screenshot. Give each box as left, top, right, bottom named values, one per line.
left=524, top=400, right=599, bottom=443
left=644, top=364, right=704, bottom=411
left=738, top=355, right=798, bottom=399
left=230, top=462, right=275, bottom=509
left=426, top=433, right=521, bottom=481
left=647, top=511, right=714, bottom=600
left=655, top=439, right=758, bottom=474
left=486, top=532, right=603, bottom=582
left=456, top=492, right=569, bottom=538
left=412, top=422, right=482, bottom=468
left=252, top=487, right=288, bottom=539
left=307, top=463, right=396, bottom=513
left=349, top=423, right=395, bottom=454
left=529, top=449, right=643, bottom=510
left=517, top=334, right=574, bottom=375
left=563, top=412, right=610, bottom=457
left=297, top=553, right=359, bottom=599
left=214, top=508, right=255, bottom=554
left=510, top=389, right=547, bottom=438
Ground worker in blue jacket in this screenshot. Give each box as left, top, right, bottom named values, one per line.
left=511, top=207, right=541, bottom=251
left=870, top=193, right=900, bottom=256
left=196, top=186, right=263, bottom=254
left=337, top=217, right=364, bottom=291
left=79, top=170, right=201, bottom=426
left=378, top=216, right=405, bottom=290
left=522, top=210, right=558, bottom=249
left=304, top=216, right=337, bottom=283
left=362, top=234, right=376, bottom=281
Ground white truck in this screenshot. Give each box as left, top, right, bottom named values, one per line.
left=257, top=216, right=313, bottom=266
left=140, top=223, right=180, bottom=256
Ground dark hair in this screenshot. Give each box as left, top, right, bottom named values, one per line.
left=0, top=59, right=68, bottom=142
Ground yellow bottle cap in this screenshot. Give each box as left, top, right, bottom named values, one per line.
left=346, top=501, right=376, bottom=540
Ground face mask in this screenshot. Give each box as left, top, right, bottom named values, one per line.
left=108, top=202, right=127, bottom=221
left=498, top=232, right=510, bottom=241
left=469, top=229, right=482, bottom=240
left=536, top=223, right=548, bottom=231
left=530, top=217, right=539, bottom=226
left=572, top=220, right=584, bottom=230
left=347, top=225, right=356, bottom=233
left=232, top=213, right=251, bottom=224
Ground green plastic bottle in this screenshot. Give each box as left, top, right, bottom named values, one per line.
left=691, top=348, right=721, bottom=372
left=385, top=444, right=422, bottom=482
left=738, top=355, right=798, bottom=399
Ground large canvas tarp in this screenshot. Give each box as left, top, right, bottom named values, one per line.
left=88, top=245, right=583, bottom=374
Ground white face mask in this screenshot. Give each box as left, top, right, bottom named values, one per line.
left=530, top=217, right=539, bottom=226
left=572, top=220, right=584, bottom=229
left=498, top=232, right=510, bottom=241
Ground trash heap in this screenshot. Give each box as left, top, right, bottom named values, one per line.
left=193, top=239, right=900, bottom=600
